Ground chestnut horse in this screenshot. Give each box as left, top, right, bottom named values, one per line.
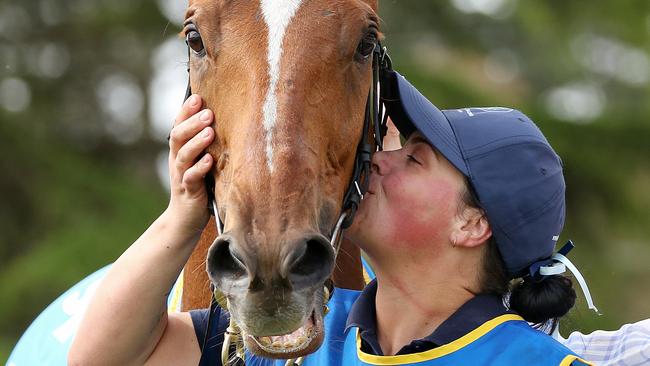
left=178, top=0, right=385, bottom=360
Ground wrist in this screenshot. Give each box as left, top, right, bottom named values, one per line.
left=157, top=208, right=207, bottom=249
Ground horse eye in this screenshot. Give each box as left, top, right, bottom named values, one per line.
left=186, top=30, right=205, bottom=55
left=355, top=32, right=377, bottom=61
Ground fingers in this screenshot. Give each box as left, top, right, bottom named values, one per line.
left=383, top=117, right=402, bottom=151
left=182, top=153, right=213, bottom=195
left=165, top=95, right=215, bottom=226
left=174, top=94, right=202, bottom=127
left=175, top=126, right=214, bottom=175
left=169, top=105, right=213, bottom=156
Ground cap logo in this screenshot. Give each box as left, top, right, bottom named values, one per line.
left=459, top=107, right=514, bottom=117
left=552, top=235, right=560, bottom=241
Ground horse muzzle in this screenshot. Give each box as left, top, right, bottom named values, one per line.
left=205, top=231, right=334, bottom=357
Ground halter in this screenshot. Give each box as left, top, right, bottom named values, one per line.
left=179, top=41, right=392, bottom=366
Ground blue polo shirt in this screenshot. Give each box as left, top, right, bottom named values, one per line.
left=191, top=279, right=514, bottom=362
left=344, top=280, right=515, bottom=355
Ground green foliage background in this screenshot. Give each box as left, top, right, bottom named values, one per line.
left=1, top=0, right=649, bottom=362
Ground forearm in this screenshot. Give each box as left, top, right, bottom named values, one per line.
left=69, top=95, right=215, bottom=365
left=69, top=210, right=201, bottom=365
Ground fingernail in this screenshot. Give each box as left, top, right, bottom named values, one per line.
left=203, top=154, right=211, bottom=163
left=189, top=95, right=199, bottom=106
left=200, top=110, right=211, bottom=122
left=202, top=128, right=211, bottom=138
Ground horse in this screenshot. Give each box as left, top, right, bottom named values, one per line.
left=178, top=0, right=386, bottom=361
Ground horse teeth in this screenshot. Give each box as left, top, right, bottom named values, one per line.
left=259, top=331, right=312, bottom=351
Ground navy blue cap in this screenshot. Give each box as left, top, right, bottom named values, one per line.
left=383, top=70, right=566, bottom=278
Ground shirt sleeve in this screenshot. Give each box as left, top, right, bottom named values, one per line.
left=557, top=319, right=650, bottom=365
left=189, top=305, right=231, bottom=366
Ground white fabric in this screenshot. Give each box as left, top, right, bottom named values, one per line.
left=539, top=261, right=566, bottom=276
left=557, top=319, right=650, bottom=366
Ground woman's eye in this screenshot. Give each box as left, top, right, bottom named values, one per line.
left=186, top=30, right=205, bottom=55
left=407, top=154, right=421, bottom=165
left=355, top=32, right=377, bottom=61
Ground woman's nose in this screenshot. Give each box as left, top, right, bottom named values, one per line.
left=371, top=150, right=396, bottom=175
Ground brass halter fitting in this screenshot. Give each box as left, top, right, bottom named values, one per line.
left=284, top=356, right=305, bottom=366
left=221, top=316, right=245, bottom=366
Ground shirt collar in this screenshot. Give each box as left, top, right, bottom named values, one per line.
left=345, top=279, right=379, bottom=333
left=423, top=292, right=513, bottom=346
left=345, top=279, right=513, bottom=355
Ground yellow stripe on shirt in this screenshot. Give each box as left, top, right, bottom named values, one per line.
left=356, top=314, right=524, bottom=365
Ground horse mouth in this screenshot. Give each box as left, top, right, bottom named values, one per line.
left=245, top=309, right=322, bottom=358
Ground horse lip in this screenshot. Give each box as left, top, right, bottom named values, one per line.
left=243, top=308, right=324, bottom=358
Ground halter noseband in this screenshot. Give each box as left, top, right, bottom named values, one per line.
left=180, top=41, right=392, bottom=366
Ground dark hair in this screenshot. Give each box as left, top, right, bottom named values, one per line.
left=459, top=179, right=577, bottom=329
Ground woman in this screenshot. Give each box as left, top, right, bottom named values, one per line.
left=69, top=71, right=592, bottom=365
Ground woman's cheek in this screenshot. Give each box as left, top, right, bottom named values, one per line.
left=387, top=179, right=457, bottom=250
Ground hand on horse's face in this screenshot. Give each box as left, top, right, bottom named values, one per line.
left=166, top=94, right=215, bottom=237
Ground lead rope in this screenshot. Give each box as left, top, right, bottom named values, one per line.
left=187, top=42, right=391, bottom=366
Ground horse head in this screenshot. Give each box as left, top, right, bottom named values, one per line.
left=183, top=0, right=379, bottom=358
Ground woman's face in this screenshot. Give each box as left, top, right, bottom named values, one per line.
left=347, top=132, right=467, bottom=263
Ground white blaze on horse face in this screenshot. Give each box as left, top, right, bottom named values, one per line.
left=260, top=0, right=304, bottom=173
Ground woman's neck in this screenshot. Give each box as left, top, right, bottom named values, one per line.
left=373, top=268, right=476, bottom=356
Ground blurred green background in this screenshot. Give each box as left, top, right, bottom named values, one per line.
left=1, top=0, right=649, bottom=362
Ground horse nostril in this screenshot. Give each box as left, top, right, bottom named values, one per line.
left=286, top=235, right=335, bottom=290
left=207, top=236, right=248, bottom=286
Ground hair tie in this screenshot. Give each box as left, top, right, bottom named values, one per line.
left=529, top=240, right=600, bottom=315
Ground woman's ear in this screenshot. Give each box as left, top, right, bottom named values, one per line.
left=452, top=207, right=492, bottom=248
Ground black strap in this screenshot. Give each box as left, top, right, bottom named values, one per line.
left=181, top=45, right=221, bottom=221
left=340, top=42, right=392, bottom=229
left=183, top=45, right=192, bottom=102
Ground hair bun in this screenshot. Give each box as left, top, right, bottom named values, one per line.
left=509, top=275, right=576, bottom=324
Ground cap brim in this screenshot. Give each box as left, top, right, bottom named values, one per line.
left=383, top=70, right=469, bottom=176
